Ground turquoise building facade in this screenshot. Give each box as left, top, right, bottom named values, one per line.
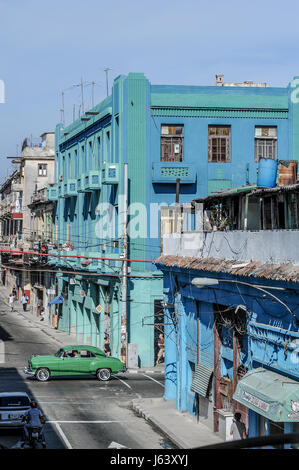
left=48, top=73, right=299, bottom=367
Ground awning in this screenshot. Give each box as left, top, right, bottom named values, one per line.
left=191, top=363, right=213, bottom=397
left=48, top=295, right=63, bottom=306
left=233, top=367, right=299, bottom=422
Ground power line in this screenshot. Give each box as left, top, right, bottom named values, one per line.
left=0, top=248, right=154, bottom=264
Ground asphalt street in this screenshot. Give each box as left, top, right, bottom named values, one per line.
left=0, top=300, right=169, bottom=449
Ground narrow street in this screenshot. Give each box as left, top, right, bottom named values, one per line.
left=0, top=294, right=169, bottom=449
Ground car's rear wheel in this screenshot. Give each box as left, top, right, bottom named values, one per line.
left=36, top=368, right=50, bottom=382
left=96, top=368, right=111, bottom=381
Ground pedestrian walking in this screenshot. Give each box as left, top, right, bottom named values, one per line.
left=12, top=287, right=17, bottom=298
left=230, top=412, right=247, bottom=440
left=9, top=293, right=14, bottom=312
left=103, top=336, right=111, bottom=356
left=37, top=298, right=43, bottom=317
left=21, top=293, right=29, bottom=312
left=156, top=333, right=165, bottom=365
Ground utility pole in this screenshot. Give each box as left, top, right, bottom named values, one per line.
left=104, top=68, right=111, bottom=97
left=120, top=163, right=128, bottom=366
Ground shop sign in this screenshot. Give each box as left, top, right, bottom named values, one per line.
left=242, top=391, right=270, bottom=412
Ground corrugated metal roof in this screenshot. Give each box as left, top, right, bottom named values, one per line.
left=155, top=255, right=299, bottom=283
left=191, top=363, right=213, bottom=397
left=250, top=183, right=299, bottom=196
left=193, top=184, right=257, bottom=203
left=192, top=182, right=299, bottom=204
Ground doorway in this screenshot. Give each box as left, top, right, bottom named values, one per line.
left=154, top=300, right=164, bottom=365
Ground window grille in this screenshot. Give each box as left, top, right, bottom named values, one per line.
left=208, top=126, right=231, bottom=162
left=161, top=125, right=184, bottom=162
left=255, top=127, right=277, bottom=162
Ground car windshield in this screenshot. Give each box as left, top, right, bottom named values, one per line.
left=55, top=349, right=64, bottom=357
left=0, top=396, right=30, bottom=407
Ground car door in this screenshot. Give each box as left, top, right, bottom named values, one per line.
left=78, top=350, right=97, bottom=374
left=59, top=350, right=82, bottom=376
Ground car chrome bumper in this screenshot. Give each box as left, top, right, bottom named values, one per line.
left=23, top=366, right=35, bottom=376
left=0, top=421, right=24, bottom=428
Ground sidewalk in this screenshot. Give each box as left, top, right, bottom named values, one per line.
left=131, top=397, right=223, bottom=449
left=0, top=284, right=163, bottom=375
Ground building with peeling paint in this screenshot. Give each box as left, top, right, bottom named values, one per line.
left=156, top=184, right=299, bottom=448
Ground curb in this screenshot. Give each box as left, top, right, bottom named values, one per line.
left=131, top=400, right=183, bottom=449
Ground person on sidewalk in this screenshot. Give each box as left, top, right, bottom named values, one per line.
left=156, top=333, right=165, bottom=365
left=21, top=293, right=29, bottom=312
left=103, top=336, right=111, bottom=356
left=37, top=298, right=43, bottom=317
left=230, top=412, right=247, bottom=440
left=9, top=293, right=15, bottom=312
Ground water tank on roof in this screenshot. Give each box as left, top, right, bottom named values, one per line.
left=257, top=158, right=278, bottom=188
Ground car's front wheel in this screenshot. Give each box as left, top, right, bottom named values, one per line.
left=36, top=368, right=50, bottom=382
left=96, top=368, right=111, bottom=381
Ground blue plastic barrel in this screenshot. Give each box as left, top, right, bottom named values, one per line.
left=257, top=158, right=278, bottom=188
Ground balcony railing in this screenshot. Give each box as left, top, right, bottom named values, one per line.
left=31, top=187, right=47, bottom=204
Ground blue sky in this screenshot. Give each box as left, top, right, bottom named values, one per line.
left=0, top=0, right=299, bottom=178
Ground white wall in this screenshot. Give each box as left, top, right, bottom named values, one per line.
left=163, top=230, right=299, bottom=265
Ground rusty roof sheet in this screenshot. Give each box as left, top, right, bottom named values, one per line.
left=155, top=255, right=299, bottom=283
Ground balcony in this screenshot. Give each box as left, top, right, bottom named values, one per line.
left=162, top=230, right=299, bottom=266
left=152, top=162, right=196, bottom=184
left=47, top=185, right=58, bottom=201
left=64, top=179, right=78, bottom=198
left=101, top=163, right=119, bottom=185
left=31, top=187, right=47, bottom=204
left=12, top=183, right=24, bottom=192
left=79, top=252, right=100, bottom=272
left=82, top=171, right=101, bottom=191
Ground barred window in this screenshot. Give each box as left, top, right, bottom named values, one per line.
left=161, top=125, right=184, bottom=162
left=255, top=126, right=277, bottom=162
left=208, top=126, right=231, bottom=162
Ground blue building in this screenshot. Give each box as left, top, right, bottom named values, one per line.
left=48, top=72, right=299, bottom=369
left=156, top=184, right=299, bottom=448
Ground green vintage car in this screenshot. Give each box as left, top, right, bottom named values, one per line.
left=23, top=345, right=126, bottom=382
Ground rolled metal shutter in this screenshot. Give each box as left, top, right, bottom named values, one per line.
left=191, top=363, right=213, bottom=397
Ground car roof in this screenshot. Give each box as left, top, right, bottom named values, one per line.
left=62, top=345, right=104, bottom=353
left=0, top=392, right=31, bottom=398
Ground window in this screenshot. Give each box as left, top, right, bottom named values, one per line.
left=255, top=126, right=277, bottom=162
left=97, top=137, right=101, bottom=168
left=161, top=125, right=184, bottom=162
left=80, top=350, right=96, bottom=358
left=208, top=126, right=231, bottom=162
left=38, top=163, right=47, bottom=176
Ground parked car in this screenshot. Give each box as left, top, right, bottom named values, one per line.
left=0, top=392, right=31, bottom=428
left=24, top=345, right=126, bottom=382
